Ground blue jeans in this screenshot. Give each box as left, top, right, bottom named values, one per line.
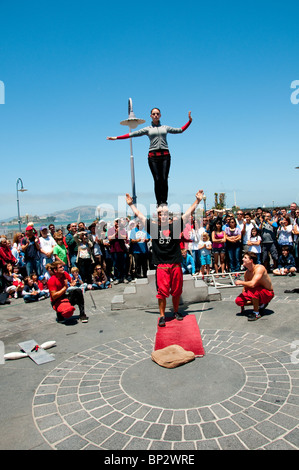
left=23, top=292, right=45, bottom=303
left=92, top=281, right=111, bottom=289
left=25, top=259, right=41, bottom=277
left=227, top=245, right=241, bottom=272
left=192, top=250, right=201, bottom=271
left=111, top=252, right=126, bottom=281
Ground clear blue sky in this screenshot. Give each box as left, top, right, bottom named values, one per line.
left=1, top=1, right=299, bottom=221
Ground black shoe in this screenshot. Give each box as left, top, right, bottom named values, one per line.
left=248, top=313, right=261, bottom=321
left=79, top=314, right=89, bottom=323
left=174, top=312, right=184, bottom=321
left=158, top=316, right=166, bottom=327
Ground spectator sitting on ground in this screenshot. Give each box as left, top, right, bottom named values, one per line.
left=22, top=276, right=48, bottom=303
left=68, top=266, right=88, bottom=292
left=273, top=246, right=297, bottom=276
left=3, top=263, right=22, bottom=298
left=11, top=232, right=26, bottom=273
left=0, top=236, right=17, bottom=268
left=91, top=264, right=111, bottom=289
left=12, top=264, right=24, bottom=298
left=44, top=263, right=54, bottom=281
left=181, top=248, right=196, bottom=275
left=38, top=275, right=49, bottom=294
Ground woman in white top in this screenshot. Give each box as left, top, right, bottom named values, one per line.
left=247, top=226, right=262, bottom=264
left=277, top=216, right=293, bottom=253
left=74, top=231, right=95, bottom=284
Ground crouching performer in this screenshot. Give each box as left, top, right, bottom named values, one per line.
left=48, top=261, right=88, bottom=323
left=235, top=252, right=274, bottom=321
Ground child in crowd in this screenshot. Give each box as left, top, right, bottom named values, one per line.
left=273, top=246, right=297, bottom=276
left=38, top=275, right=49, bottom=295
left=247, top=226, right=262, bottom=264
left=92, top=265, right=111, bottom=289
left=181, top=248, right=196, bottom=275
left=211, top=220, right=226, bottom=276
left=198, top=233, right=212, bottom=277
left=68, top=266, right=88, bottom=292
left=22, top=277, right=48, bottom=303
left=53, top=233, right=68, bottom=270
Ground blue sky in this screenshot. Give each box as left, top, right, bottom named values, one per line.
left=1, top=1, right=299, bottom=221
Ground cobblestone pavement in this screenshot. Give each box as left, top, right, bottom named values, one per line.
left=32, top=331, right=299, bottom=450
left=1, top=275, right=299, bottom=450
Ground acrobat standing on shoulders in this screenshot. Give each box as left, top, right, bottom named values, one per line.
left=107, top=108, right=192, bottom=210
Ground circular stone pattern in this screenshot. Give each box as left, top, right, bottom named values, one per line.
left=122, top=354, right=246, bottom=409
left=33, top=330, right=299, bottom=450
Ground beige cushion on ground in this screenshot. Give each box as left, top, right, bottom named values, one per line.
left=151, top=345, right=195, bottom=369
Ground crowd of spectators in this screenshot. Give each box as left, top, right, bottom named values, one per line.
left=0, top=201, right=298, bottom=305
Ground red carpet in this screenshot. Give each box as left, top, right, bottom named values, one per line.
left=154, top=314, right=205, bottom=357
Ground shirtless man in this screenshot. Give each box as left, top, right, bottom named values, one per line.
left=235, top=251, right=274, bottom=321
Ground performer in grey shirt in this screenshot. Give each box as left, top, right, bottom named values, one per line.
left=107, top=108, right=192, bottom=209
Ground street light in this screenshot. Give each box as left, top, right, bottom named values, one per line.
left=202, top=194, right=207, bottom=216
left=16, top=178, right=28, bottom=232
left=120, top=98, right=145, bottom=205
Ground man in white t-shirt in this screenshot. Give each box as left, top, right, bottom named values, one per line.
left=39, top=226, right=56, bottom=274
left=242, top=213, right=255, bottom=253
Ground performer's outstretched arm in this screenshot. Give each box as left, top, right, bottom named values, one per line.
left=126, top=193, right=146, bottom=225
left=182, top=190, right=204, bottom=222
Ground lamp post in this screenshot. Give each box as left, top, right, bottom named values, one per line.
left=203, top=194, right=207, bottom=216
left=120, top=98, right=145, bottom=205
left=16, top=178, right=28, bottom=232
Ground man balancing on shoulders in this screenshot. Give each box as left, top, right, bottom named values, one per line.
left=126, top=189, right=204, bottom=327
left=47, top=261, right=88, bottom=323
left=235, top=252, right=274, bottom=321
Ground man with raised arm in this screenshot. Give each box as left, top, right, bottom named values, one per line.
left=126, top=190, right=204, bottom=327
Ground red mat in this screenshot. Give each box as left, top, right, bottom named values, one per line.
left=154, top=314, right=205, bottom=357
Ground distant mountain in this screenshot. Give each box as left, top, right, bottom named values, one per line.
left=46, top=205, right=98, bottom=222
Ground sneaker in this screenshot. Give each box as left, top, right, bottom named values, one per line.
left=113, top=279, right=119, bottom=285
left=248, top=313, right=261, bottom=321
left=79, top=314, right=89, bottom=323
left=158, top=316, right=166, bottom=327
left=174, top=312, right=184, bottom=321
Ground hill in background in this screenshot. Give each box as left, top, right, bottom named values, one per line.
left=48, top=205, right=98, bottom=222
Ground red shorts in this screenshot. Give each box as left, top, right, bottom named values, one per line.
left=235, top=286, right=274, bottom=307
left=52, top=298, right=75, bottom=319
left=156, top=264, right=183, bottom=299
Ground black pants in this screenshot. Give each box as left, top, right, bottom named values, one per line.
left=148, top=154, right=171, bottom=206
left=67, top=288, right=85, bottom=316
